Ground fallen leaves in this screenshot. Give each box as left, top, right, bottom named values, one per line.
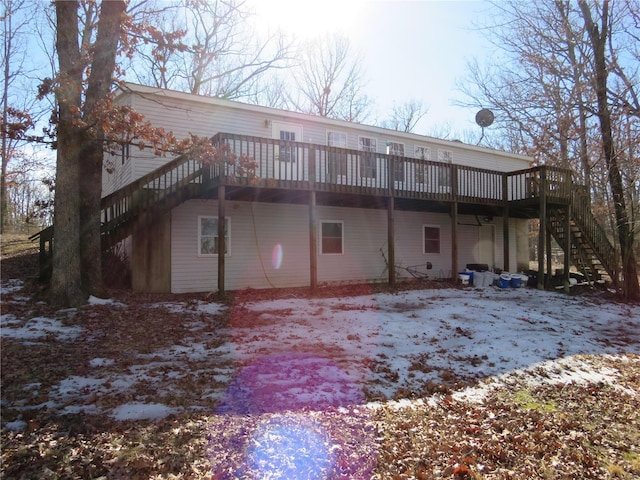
left=2, top=263, right=640, bottom=478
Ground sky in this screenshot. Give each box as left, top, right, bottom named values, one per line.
left=246, top=0, right=496, bottom=138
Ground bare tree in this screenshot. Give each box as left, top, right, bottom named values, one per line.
left=578, top=0, right=639, bottom=300
left=458, top=0, right=639, bottom=299
left=381, top=99, right=429, bottom=133
left=244, top=73, right=290, bottom=109
left=127, top=0, right=293, bottom=100
left=1, top=0, right=44, bottom=233
left=289, top=34, right=371, bottom=122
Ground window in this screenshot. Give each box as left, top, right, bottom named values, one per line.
left=327, top=131, right=347, bottom=179
left=423, top=225, right=440, bottom=254
left=437, top=149, right=453, bottom=188
left=327, top=131, right=347, bottom=147
left=359, top=136, right=377, bottom=153
left=359, top=136, right=377, bottom=179
left=388, top=141, right=404, bottom=156
left=199, top=216, right=230, bottom=256
left=320, top=221, right=343, bottom=255
left=279, top=130, right=297, bottom=162
left=415, top=145, right=431, bottom=160
left=438, top=149, right=453, bottom=163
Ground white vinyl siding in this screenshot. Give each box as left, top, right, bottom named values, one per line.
left=117, top=85, right=531, bottom=189
left=172, top=200, right=310, bottom=293
left=315, top=206, right=387, bottom=284
left=168, top=200, right=518, bottom=292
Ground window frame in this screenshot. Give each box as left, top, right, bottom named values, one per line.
left=198, top=216, right=230, bottom=257
left=320, top=220, right=344, bottom=255
left=437, top=149, right=453, bottom=163
left=423, top=224, right=441, bottom=254
left=327, top=130, right=347, bottom=148
left=358, top=136, right=377, bottom=153
left=414, top=145, right=431, bottom=160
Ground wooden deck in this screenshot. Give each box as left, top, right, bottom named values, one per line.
left=33, top=133, right=616, bottom=292
left=208, top=133, right=573, bottom=214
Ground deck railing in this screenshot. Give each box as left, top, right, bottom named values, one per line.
left=212, top=133, right=536, bottom=205
left=101, top=153, right=203, bottom=239
left=505, top=165, right=572, bottom=202
left=570, top=186, right=618, bottom=279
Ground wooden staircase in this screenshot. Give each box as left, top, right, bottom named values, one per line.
left=546, top=187, right=618, bottom=284
left=31, top=153, right=211, bottom=279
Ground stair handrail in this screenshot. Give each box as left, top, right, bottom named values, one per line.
left=570, top=186, right=619, bottom=280
left=100, top=152, right=204, bottom=230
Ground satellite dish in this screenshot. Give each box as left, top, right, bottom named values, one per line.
left=475, top=108, right=495, bottom=128
left=475, top=108, right=494, bottom=145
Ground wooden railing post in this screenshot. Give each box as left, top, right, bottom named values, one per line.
left=450, top=164, right=458, bottom=199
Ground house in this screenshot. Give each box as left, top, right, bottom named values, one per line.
left=91, top=83, right=614, bottom=294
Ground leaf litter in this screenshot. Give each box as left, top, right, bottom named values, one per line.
left=1, top=277, right=639, bottom=479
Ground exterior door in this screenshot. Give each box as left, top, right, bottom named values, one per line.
left=272, top=122, right=302, bottom=180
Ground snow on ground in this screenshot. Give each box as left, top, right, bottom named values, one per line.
left=1, top=279, right=639, bottom=424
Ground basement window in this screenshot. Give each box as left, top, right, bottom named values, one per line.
left=320, top=221, right=343, bottom=255
left=423, top=225, right=440, bottom=254
left=199, top=216, right=230, bottom=256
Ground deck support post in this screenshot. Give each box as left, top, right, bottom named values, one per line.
left=502, top=174, right=509, bottom=272
left=387, top=155, right=395, bottom=286
left=564, top=202, right=571, bottom=293
left=537, top=168, right=547, bottom=290
left=451, top=165, right=459, bottom=282
left=451, top=201, right=458, bottom=282
left=546, top=227, right=552, bottom=288
left=388, top=196, right=395, bottom=286
left=217, top=184, right=226, bottom=297
left=309, top=190, right=317, bottom=291
left=503, top=207, right=510, bottom=272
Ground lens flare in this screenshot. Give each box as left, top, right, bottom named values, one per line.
left=272, top=244, right=283, bottom=269
left=244, top=414, right=332, bottom=479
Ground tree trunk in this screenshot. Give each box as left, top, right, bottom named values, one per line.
left=79, top=0, right=125, bottom=296
left=579, top=0, right=640, bottom=300
left=51, top=0, right=85, bottom=307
